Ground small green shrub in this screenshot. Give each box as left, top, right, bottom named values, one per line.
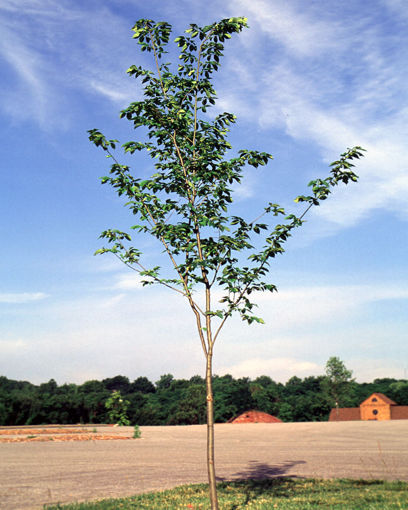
left=133, top=425, right=141, bottom=439
left=105, top=390, right=131, bottom=426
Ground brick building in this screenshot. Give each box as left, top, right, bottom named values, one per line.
left=229, top=410, right=282, bottom=423
left=329, top=392, right=408, bottom=421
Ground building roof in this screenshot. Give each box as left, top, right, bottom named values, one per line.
left=360, top=393, right=397, bottom=407
left=229, top=410, right=282, bottom=424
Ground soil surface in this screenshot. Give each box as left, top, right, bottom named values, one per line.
left=1, top=421, right=407, bottom=510
left=0, top=426, right=131, bottom=443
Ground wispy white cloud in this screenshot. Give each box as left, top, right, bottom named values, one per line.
left=230, top=284, right=408, bottom=336
left=113, top=273, right=145, bottom=290
left=0, top=0, right=62, bottom=15
left=0, top=0, right=137, bottom=127
left=0, top=339, right=28, bottom=354
left=219, top=0, right=408, bottom=231
left=234, top=0, right=342, bottom=57
left=90, top=81, right=132, bottom=104
left=381, top=0, right=408, bottom=20
left=0, top=292, right=48, bottom=304
left=0, top=24, right=50, bottom=127
left=85, top=256, right=125, bottom=274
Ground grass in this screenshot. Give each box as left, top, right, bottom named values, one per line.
left=45, top=478, right=408, bottom=509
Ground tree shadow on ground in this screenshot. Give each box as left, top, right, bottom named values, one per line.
left=216, top=461, right=307, bottom=508
left=217, top=459, right=306, bottom=481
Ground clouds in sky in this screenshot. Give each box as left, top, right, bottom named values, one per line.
left=218, top=0, right=408, bottom=229
left=0, top=0, right=137, bottom=129
left=1, top=0, right=407, bottom=384
left=1, top=274, right=406, bottom=383
left=0, top=293, right=48, bottom=304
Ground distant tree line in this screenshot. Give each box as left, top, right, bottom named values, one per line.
left=1, top=371, right=407, bottom=426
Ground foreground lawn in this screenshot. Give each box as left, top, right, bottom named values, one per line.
left=46, top=478, right=408, bottom=509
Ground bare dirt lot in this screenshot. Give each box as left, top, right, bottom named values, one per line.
left=1, top=421, right=407, bottom=510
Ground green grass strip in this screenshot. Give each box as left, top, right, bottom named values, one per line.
left=45, top=478, right=408, bottom=510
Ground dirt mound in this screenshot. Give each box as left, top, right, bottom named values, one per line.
left=0, top=426, right=133, bottom=443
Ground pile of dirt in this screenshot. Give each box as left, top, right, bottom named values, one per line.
left=0, top=426, right=132, bottom=443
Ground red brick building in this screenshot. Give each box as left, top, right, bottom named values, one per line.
left=329, top=392, right=408, bottom=421
left=229, top=410, right=282, bottom=424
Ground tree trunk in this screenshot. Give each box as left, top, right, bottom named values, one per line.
left=206, top=349, right=219, bottom=510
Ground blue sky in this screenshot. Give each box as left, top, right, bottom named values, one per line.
left=1, top=0, right=407, bottom=385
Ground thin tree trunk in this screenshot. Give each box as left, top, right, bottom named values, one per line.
left=206, top=349, right=219, bottom=510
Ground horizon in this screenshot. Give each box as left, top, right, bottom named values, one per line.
left=1, top=369, right=405, bottom=388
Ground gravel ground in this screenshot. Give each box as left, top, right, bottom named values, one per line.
left=1, top=420, right=407, bottom=509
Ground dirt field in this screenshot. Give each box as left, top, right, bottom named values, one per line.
left=1, top=420, right=407, bottom=510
